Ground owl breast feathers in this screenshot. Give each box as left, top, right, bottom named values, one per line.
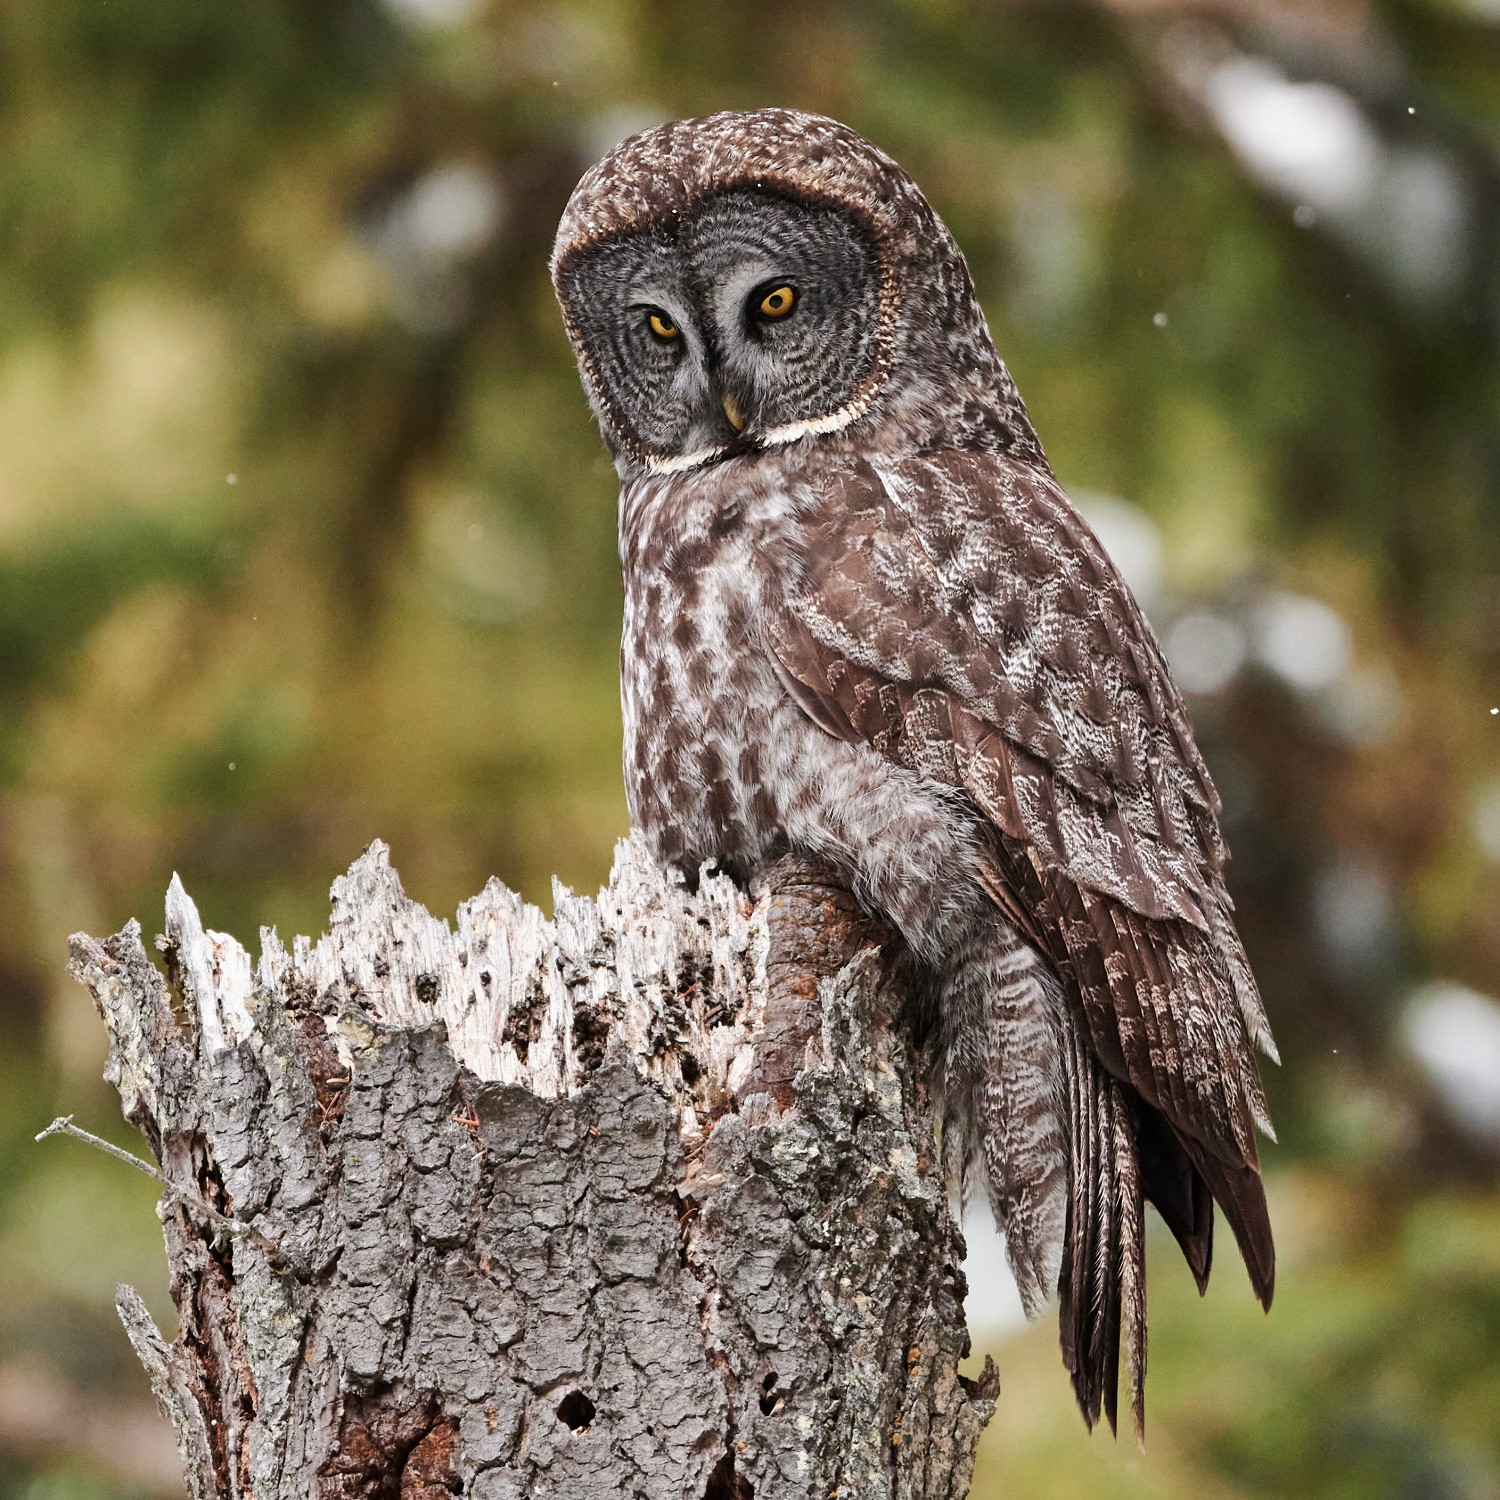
left=553, top=108, right=1278, bottom=1437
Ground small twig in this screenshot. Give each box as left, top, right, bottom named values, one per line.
left=35, top=1114, right=257, bottom=1245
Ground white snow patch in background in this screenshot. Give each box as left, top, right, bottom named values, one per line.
left=960, top=1205, right=1028, bottom=1342
left=1204, top=57, right=1380, bottom=218
left=364, top=162, right=505, bottom=332
left=1403, top=982, right=1500, bottom=1142
left=1166, top=611, right=1247, bottom=696
left=383, top=0, right=481, bottom=27
left=1253, top=590, right=1352, bottom=692
left=400, top=163, right=504, bottom=262
left=1182, top=45, right=1472, bottom=308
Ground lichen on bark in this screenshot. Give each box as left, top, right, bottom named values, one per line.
left=68, top=836, right=996, bottom=1498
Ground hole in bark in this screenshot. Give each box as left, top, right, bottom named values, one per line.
left=759, top=1372, right=779, bottom=1415
left=704, top=1451, right=753, bottom=1499
left=556, top=1390, right=595, bottom=1431
left=572, top=1002, right=610, bottom=1071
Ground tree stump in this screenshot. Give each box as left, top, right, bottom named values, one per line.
left=68, top=837, right=996, bottom=1498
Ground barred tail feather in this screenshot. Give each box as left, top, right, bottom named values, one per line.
left=942, top=922, right=1069, bottom=1317
left=1059, top=1007, right=1148, bottom=1439
left=939, top=909, right=1271, bottom=1438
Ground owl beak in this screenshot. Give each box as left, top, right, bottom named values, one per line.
left=721, top=393, right=746, bottom=432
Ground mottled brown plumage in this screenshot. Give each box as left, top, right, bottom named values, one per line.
left=552, top=108, right=1278, bottom=1435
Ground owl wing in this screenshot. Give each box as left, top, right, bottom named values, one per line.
left=766, top=449, right=1277, bottom=1430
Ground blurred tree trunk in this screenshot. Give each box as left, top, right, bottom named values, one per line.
left=69, top=839, right=995, bottom=1500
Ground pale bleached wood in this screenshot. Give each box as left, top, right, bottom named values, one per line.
left=70, top=836, right=995, bottom=1498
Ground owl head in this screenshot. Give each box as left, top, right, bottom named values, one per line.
left=552, top=109, right=1040, bottom=478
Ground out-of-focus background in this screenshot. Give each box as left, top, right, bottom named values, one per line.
left=1, top=0, right=1498, bottom=1494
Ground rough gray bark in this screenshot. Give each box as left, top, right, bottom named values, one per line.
left=69, top=836, right=997, bottom=1499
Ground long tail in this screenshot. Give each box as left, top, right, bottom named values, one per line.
left=942, top=915, right=1266, bottom=1440
left=1059, top=1005, right=1147, bottom=1439
left=1058, top=1008, right=1276, bottom=1439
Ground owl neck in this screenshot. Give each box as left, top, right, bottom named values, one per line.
left=617, top=454, right=812, bottom=605
left=872, top=231, right=1047, bottom=466
left=868, top=345, right=1046, bottom=465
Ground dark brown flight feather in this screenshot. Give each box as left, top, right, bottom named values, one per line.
left=768, top=448, right=1277, bottom=1428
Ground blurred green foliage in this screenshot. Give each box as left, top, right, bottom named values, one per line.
left=0, top=0, right=1497, bottom=1494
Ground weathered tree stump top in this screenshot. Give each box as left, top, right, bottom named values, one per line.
left=70, top=837, right=996, bottom=1499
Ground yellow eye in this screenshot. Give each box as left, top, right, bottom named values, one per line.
left=758, top=285, right=796, bottom=319
left=647, top=310, right=678, bottom=340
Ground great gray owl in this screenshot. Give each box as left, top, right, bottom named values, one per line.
left=551, top=108, right=1277, bottom=1435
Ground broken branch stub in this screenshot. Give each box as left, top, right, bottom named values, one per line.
left=67, top=836, right=996, bottom=1498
